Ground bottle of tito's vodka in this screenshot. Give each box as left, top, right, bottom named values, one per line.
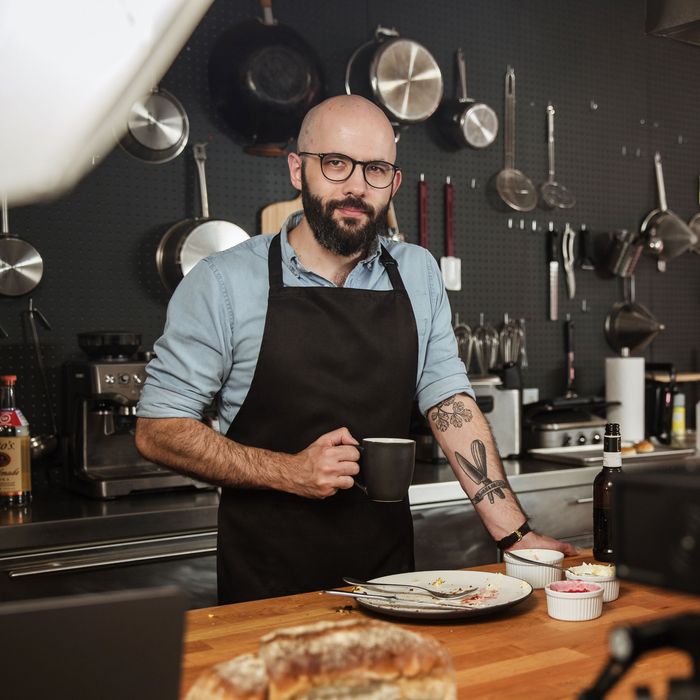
left=593, top=422, right=621, bottom=562
left=0, top=375, right=32, bottom=507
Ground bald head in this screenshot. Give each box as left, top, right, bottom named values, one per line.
left=297, top=95, right=397, bottom=162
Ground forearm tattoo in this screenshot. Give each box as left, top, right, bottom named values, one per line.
left=456, top=439, right=509, bottom=505
left=430, top=396, right=473, bottom=432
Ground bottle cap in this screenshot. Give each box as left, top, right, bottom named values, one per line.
left=0, top=375, right=17, bottom=385
left=673, top=393, right=685, bottom=407
left=605, top=423, right=621, bottom=436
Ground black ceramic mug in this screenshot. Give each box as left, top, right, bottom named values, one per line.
left=355, top=437, right=416, bottom=502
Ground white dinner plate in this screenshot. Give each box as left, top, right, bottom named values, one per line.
left=353, top=570, right=533, bottom=620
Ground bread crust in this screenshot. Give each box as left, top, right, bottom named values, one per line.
left=633, top=439, right=654, bottom=453
left=186, top=618, right=456, bottom=700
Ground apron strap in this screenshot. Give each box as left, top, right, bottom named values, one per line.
left=269, top=233, right=405, bottom=291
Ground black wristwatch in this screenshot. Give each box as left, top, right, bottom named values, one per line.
left=496, top=520, right=531, bottom=550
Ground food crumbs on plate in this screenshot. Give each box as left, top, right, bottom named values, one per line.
left=429, top=577, right=446, bottom=586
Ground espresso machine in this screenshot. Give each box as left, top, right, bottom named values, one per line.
left=63, top=331, right=210, bottom=498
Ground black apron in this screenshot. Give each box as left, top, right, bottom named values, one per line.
left=218, top=233, right=418, bottom=604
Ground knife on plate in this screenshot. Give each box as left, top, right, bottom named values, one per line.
left=323, top=589, right=477, bottom=611
left=548, top=223, right=559, bottom=321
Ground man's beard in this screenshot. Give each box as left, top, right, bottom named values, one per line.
left=301, top=170, right=391, bottom=257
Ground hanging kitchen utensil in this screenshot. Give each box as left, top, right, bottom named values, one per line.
left=22, top=299, right=59, bottom=460
left=516, top=318, right=528, bottom=369
left=547, top=223, right=559, bottom=321
left=640, top=152, right=697, bottom=271
left=208, top=0, right=325, bottom=156
left=0, top=195, right=43, bottom=296
left=607, top=229, right=644, bottom=278
left=440, top=176, right=461, bottom=290
left=563, top=315, right=576, bottom=399
left=418, top=173, right=429, bottom=249
left=259, top=194, right=303, bottom=234
left=490, top=67, right=536, bottom=212
left=345, top=25, right=443, bottom=130
left=453, top=313, right=473, bottom=372
left=156, top=143, right=249, bottom=294
left=604, top=276, right=665, bottom=354
left=499, top=314, right=521, bottom=367
left=687, top=175, right=700, bottom=255
left=473, top=313, right=499, bottom=375
left=578, top=224, right=596, bottom=271
left=562, top=222, right=576, bottom=299
left=386, top=201, right=404, bottom=241
left=437, top=48, right=498, bottom=149
left=539, top=103, right=575, bottom=209
left=119, top=86, right=189, bottom=164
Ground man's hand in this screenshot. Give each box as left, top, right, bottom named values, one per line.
left=290, top=427, right=360, bottom=499
left=509, top=530, right=580, bottom=557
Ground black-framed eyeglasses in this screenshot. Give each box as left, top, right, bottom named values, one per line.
left=298, top=152, right=399, bottom=189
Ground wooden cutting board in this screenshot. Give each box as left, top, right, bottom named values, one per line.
left=259, top=194, right=302, bottom=234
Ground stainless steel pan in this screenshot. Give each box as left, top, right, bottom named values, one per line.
left=437, top=48, right=498, bottom=149
left=345, top=26, right=443, bottom=127
left=156, top=143, right=249, bottom=293
left=0, top=195, right=43, bottom=296
left=119, top=87, right=189, bottom=164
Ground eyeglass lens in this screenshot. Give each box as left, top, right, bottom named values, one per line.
left=320, top=154, right=395, bottom=188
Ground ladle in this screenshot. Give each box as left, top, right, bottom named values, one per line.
left=23, top=300, right=59, bottom=460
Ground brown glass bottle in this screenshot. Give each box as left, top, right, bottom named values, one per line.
left=0, top=375, right=32, bottom=507
left=593, top=422, right=621, bottom=562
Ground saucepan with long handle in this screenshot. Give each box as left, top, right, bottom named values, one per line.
left=156, top=143, right=249, bottom=293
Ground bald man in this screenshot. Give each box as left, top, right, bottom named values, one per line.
left=136, top=95, right=575, bottom=605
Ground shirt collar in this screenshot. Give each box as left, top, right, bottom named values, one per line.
left=279, top=211, right=384, bottom=271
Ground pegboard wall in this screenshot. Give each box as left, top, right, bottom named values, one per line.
left=3, top=0, right=700, bottom=440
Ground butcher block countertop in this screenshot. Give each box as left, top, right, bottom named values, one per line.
left=181, top=551, right=700, bottom=699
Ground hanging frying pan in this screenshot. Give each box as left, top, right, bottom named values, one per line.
left=345, top=26, right=443, bottom=128
left=0, top=195, right=43, bottom=296
left=437, top=48, right=498, bottom=149
left=119, top=86, right=189, bottom=164
left=156, top=143, right=249, bottom=294
left=208, top=0, right=325, bottom=156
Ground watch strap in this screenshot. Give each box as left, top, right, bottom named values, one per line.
left=496, top=520, right=531, bottom=550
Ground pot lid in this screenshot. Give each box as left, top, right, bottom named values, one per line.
left=371, top=39, right=443, bottom=123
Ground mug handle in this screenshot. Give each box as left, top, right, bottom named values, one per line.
left=353, top=444, right=367, bottom=495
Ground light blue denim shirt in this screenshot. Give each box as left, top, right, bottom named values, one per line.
left=137, top=213, right=472, bottom=434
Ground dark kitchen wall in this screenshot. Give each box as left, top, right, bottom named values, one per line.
left=3, top=0, right=700, bottom=438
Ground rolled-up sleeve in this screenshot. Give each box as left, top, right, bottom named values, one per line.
left=137, top=259, right=234, bottom=420
left=415, top=252, right=473, bottom=416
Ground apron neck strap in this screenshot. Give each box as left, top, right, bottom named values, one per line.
left=268, top=233, right=405, bottom=291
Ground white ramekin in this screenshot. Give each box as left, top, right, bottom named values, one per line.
left=503, top=548, right=564, bottom=589
left=545, top=580, right=604, bottom=621
left=565, top=567, right=619, bottom=603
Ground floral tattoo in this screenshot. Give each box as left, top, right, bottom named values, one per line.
left=430, top=396, right=473, bottom=432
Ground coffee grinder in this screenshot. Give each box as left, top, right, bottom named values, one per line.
left=63, top=331, right=209, bottom=498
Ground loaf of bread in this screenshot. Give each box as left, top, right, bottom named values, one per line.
left=185, top=618, right=456, bottom=700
